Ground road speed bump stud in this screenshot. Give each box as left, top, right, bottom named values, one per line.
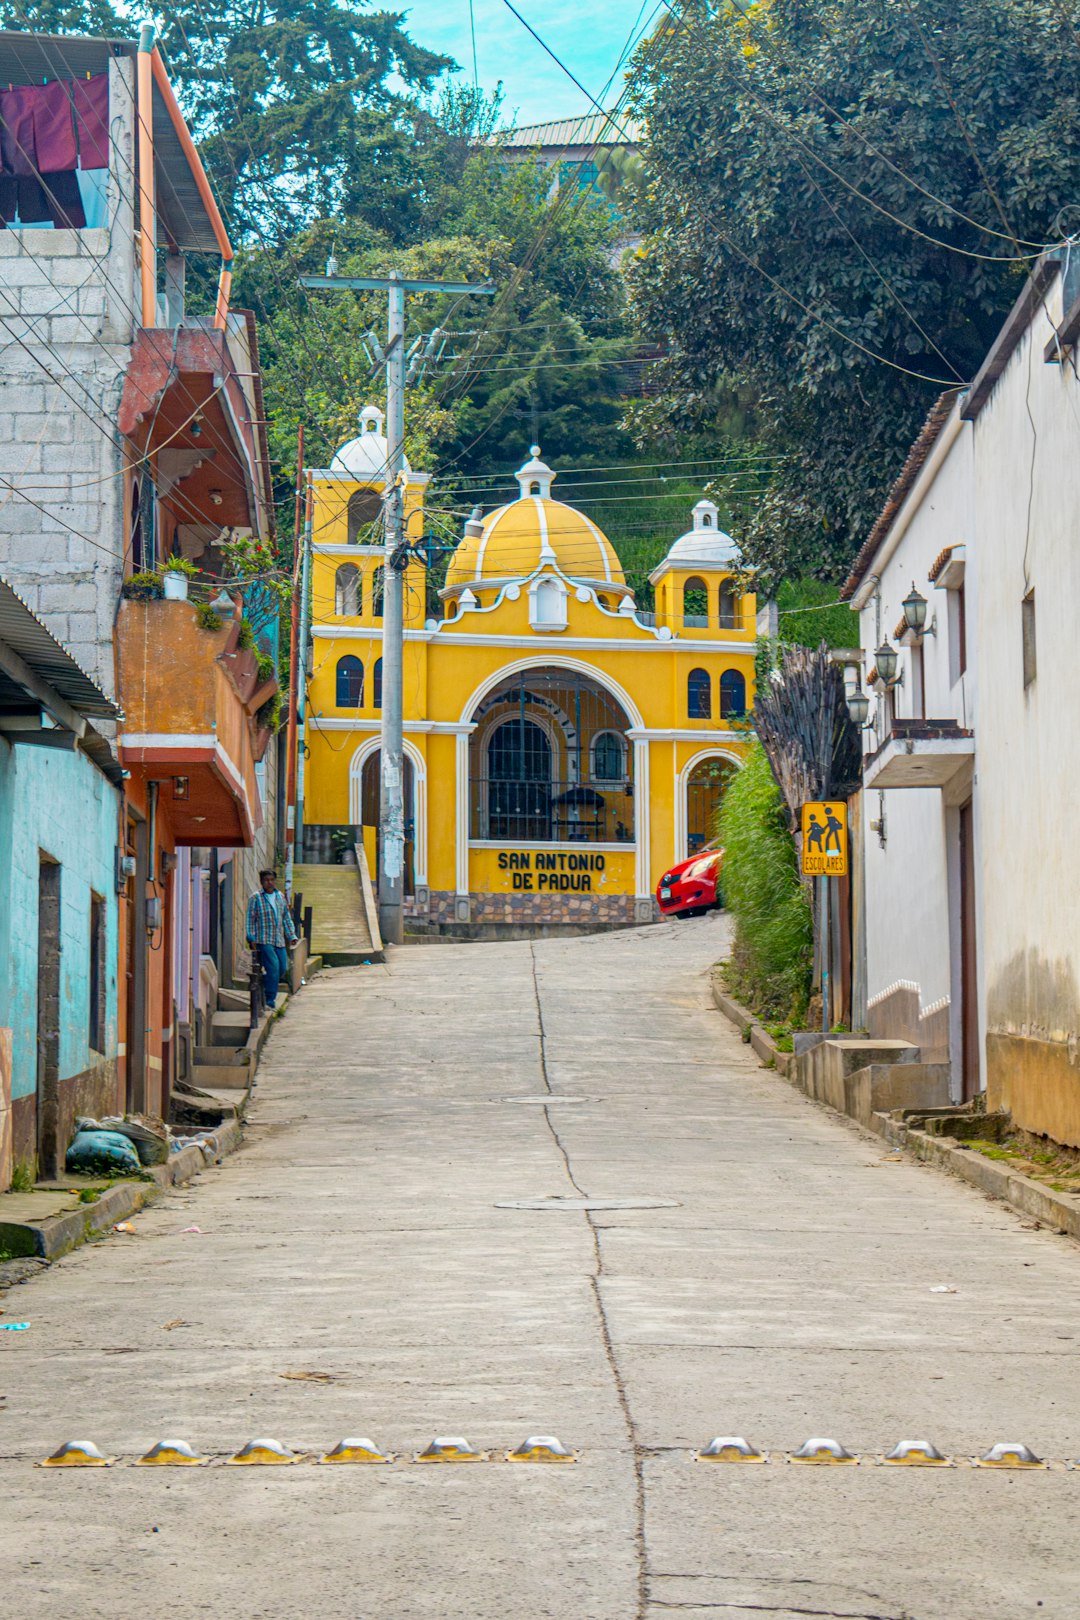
left=789, top=1438, right=858, bottom=1465
left=506, top=1435, right=576, bottom=1464
left=135, top=1440, right=205, bottom=1467
left=226, top=1438, right=300, bottom=1466
left=414, top=1436, right=488, bottom=1463
left=697, top=1437, right=767, bottom=1463
left=320, top=1438, right=393, bottom=1465
left=883, top=1441, right=951, bottom=1467
left=40, top=1440, right=112, bottom=1468
left=974, top=1442, right=1046, bottom=1469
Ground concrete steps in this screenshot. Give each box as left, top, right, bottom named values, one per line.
left=294, top=857, right=383, bottom=963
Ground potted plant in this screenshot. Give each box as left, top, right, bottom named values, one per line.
left=122, top=570, right=163, bottom=601
left=162, top=556, right=198, bottom=601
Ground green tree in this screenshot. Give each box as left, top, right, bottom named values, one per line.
left=2, top=0, right=456, bottom=238
left=629, top=0, right=1080, bottom=580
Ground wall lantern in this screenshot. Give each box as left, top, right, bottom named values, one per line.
left=173, top=776, right=189, bottom=800
left=902, top=583, right=928, bottom=633
left=846, top=687, right=871, bottom=727
left=874, top=640, right=899, bottom=685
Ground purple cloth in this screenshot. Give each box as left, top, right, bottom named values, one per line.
left=0, top=85, right=37, bottom=176
left=32, top=79, right=77, bottom=172
left=73, top=75, right=109, bottom=170
left=41, top=169, right=85, bottom=229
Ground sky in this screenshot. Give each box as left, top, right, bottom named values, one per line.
left=398, top=0, right=656, bottom=127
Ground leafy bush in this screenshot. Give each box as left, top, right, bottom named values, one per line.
left=122, top=571, right=163, bottom=600
left=194, top=601, right=223, bottom=631
left=717, top=742, right=812, bottom=1022
left=162, top=556, right=198, bottom=577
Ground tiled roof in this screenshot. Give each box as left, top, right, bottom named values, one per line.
left=927, top=544, right=958, bottom=583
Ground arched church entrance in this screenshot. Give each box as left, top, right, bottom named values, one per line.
left=469, top=666, right=634, bottom=845
left=360, top=750, right=416, bottom=895
left=686, top=755, right=736, bottom=853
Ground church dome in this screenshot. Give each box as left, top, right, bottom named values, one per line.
left=663, top=498, right=741, bottom=567
left=445, top=446, right=625, bottom=591
left=329, top=405, right=411, bottom=480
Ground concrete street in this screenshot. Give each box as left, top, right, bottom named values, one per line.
left=3, top=916, right=1080, bottom=1618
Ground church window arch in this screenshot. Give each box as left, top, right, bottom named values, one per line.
left=347, top=488, right=381, bottom=544
left=719, top=668, right=747, bottom=719
left=336, top=655, right=364, bottom=708
left=335, top=563, right=360, bottom=616
left=683, top=576, right=709, bottom=625
left=688, top=668, right=711, bottom=719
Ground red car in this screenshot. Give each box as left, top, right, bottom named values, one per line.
left=656, top=840, right=725, bottom=918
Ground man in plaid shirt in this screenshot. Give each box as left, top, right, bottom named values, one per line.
left=246, top=868, right=297, bottom=1007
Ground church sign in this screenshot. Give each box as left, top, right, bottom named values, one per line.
left=497, top=850, right=607, bottom=891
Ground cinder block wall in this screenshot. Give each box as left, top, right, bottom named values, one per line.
left=0, top=57, right=136, bottom=707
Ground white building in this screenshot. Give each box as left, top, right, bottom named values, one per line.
left=842, top=249, right=1080, bottom=1143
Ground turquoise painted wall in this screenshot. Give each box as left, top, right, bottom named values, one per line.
left=0, top=738, right=120, bottom=1102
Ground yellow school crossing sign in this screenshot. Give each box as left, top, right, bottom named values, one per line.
left=801, top=801, right=848, bottom=877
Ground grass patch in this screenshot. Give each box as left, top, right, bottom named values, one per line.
left=717, top=742, right=812, bottom=1022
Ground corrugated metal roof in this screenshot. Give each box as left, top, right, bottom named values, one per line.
left=493, top=110, right=639, bottom=150
left=0, top=30, right=221, bottom=253
left=0, top=577, right=117, bottom=718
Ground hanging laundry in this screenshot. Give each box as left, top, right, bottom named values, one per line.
left=32, top=78, right=77, bottom=172
left=73, top=74, right=109, bottom=170
left=0, top=85, right=38, bottom=176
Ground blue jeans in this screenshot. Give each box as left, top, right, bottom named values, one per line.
left=255, top=943, right=289, bottom=1006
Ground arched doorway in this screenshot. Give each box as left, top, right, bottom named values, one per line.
left=469, top=666, right=634, bottom=844
left=358, top=750, right=417, bottom=895
left=686, top=755, right=736, bottom=853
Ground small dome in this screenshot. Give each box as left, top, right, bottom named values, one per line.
left=663, top=498, right=741, bottom=566
left=329, top=404, right=411, bottom=480
left=445, top=445, right=625, bottom=590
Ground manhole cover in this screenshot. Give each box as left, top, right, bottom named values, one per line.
left=492, top=1096, right=591, bottom=1106
left=495, top=1196, right=680, bottom=1212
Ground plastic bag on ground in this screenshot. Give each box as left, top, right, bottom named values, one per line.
left=66, top=1129, right=142, bottom=1177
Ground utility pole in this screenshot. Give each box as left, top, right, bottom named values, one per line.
left=299, top=269, right=494, bottom=944
left=284, top=425, right=304, bottom=900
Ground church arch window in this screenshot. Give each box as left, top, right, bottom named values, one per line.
left=683, top=576, right=709, bottom=626
left=371, top=564, right=385, bottom=619
left=591, top=730, right=625, bottom=782
left=688, top=668, right=711, bottom=719
left=719, top=583, right=739, bottom=630
left=373, top=656, right=383, bottom=709
left=347, top=488, right=382, bottom=544
left=335, top=563, right=360, bottom=616
left=719, top=668, right=747, bottom=719
left=335, top=655, right=364, bottom=708
left=468, top=665, right=635, bottom=845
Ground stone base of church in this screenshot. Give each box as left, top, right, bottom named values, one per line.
left=409, top=890, right=658, bottom=936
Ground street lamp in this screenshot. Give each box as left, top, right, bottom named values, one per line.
left=902, top=583, right=928, bottom=634
left=874, top=640, right=899, bottom=685
left=846, top=686, right=871, bottom=727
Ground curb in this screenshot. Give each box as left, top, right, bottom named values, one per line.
left=873, top=1111, right=1080, bottom=1240
left=710, top=976, right=793, bottom=1077
left=1, top=1119, right=243, bottom=1265
left=708, top=974, right=1080, bottom=1241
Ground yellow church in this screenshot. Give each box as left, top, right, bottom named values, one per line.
left=301, top=407, right=756, bottom=929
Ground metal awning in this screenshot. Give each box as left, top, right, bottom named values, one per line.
left=0, top=578, right=117, bottom=719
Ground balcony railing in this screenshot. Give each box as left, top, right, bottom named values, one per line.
left=471, top=778, right=635, bottom=844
